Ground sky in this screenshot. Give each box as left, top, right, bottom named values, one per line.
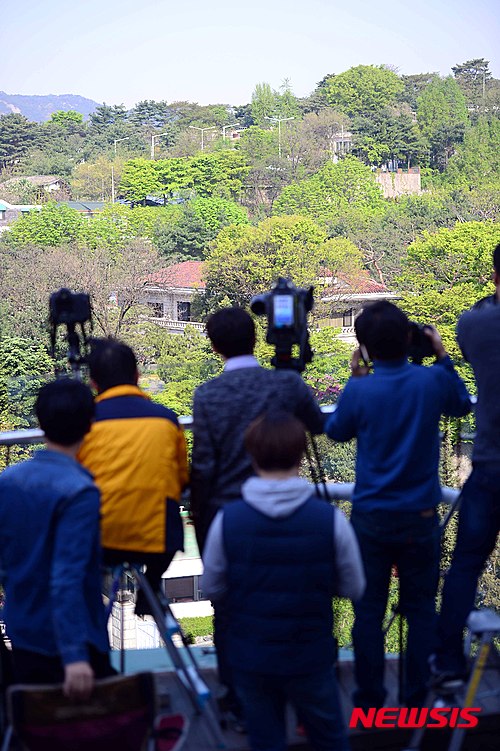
left=2, top=0, right=499, bottom=107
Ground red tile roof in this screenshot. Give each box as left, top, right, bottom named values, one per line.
left=147, top=261, right=206, bottom=289
left=320, top=270, right=388, bottom=295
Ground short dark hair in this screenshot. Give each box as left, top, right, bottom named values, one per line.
left=355, top=301, right=410, bottom=360
left=206, top=307, right=256, bottom=359
left=87, top=338, right=137, bottom=393
left=245, top=412, right=307, bottom=471
left=36, top=379, right=94, bottom=446
left=494, top=243, right=500, bottom=275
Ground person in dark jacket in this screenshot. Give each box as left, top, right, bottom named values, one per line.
left=0, top=379, right=113, bottom=700
left=191, top=306, right=324, bottom=726
left=433, top=244, right=500, bottom=683
left=325, top=301, right=471, bottom=709
left=203, top=412, right=364, bottom=751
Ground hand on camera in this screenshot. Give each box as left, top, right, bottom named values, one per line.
left=350, top=348, right=370, bottom=377
left=423, top=325, right=447, bottom=360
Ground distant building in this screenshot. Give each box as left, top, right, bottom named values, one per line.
left=142, top=261, right=206, bottom=333
left=318, top=269, right=397, bottom=343
left=56, top=201, right=105, bottom=217
left=0, top=199, right=40, bottom=232
left=0, top=175, right=71, bottom=200
left=142, top=260, right=396, bottom=342
left=375, top=167, right=421, bottom=198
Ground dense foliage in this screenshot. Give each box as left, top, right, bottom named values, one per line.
left=0, top=56, right=498, bottom=616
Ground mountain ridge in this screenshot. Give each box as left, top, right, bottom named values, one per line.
left=0, top=92, right=101, bottom=122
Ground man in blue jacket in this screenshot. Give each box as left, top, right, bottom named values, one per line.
left=325, top=301, right=471, bottom=709
left=0, top=379, right=112, bottom=699
left=433, top=244, right=500, bottom=683
left=203, top=411, right=364, bottom=751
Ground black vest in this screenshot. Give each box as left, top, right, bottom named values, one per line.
left=223, top=496, right=337, bottom=674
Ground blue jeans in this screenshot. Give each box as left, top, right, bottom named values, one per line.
left=351, top=509, right=440, bottom=708
left=436, top=466, right=500, bottom=673
left=233, top=667, right=349, bottom=751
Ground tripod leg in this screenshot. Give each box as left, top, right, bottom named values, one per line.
left=131, top=566, right=225, bottom=748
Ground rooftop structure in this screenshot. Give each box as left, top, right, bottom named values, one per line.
left=141, top=261, right=396, bottom=342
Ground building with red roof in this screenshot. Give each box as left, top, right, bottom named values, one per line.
left=142, top=260, right=397, bottom=341
left=142, top=261, right=206, bottom=333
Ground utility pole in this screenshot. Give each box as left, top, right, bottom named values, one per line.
left=151, top=132, right=169, bottom=159
left=189, top=125, right=217, bottom=151
left=222, top=123, right=238, bottom=140
left=111, top=165, right=115, bottom=204
left=113, top=137, right=130, bottom=155
left=265, top=116, right=295, bottom=159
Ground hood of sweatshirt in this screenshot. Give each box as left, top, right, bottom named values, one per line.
left=241, top=476, right=314, bottom=519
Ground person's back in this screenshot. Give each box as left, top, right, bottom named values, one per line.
left=0, top=379, right=112, bottom=699
left=456, top=300, right=500, bottom=468
left=202, top=412, right=364, bottom=751
left=325, top=301, right=471, bottom=709
left=433, top=245, right=500, bottom=683
left=329, top=357, right=471, bottom=510
left=78, top=338, right=188, bottom=608
left=191, top=307, right=324, bottom=549
left=193, top=366, right=323, bottom=505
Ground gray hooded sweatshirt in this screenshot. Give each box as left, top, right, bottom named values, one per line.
left=202, top=476, right=365, bottom=603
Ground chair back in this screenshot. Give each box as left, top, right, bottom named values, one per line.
left=6, top=671, right=156, bottom=751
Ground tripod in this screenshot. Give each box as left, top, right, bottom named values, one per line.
left=107, top=563, right=225, bottom=749
left=381, top=489, right=464, bottom=703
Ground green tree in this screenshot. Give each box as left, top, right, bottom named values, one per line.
left=154, top=198, right=248, bottom=260
left=0, top=336, right=52, bottom=429
left=203, top=214, right=363, bottom=307
left=190, top=196, right=249, bottom=233
left=445, top=117, right=500, bottom=189
left=251, top=83, right=277, bottom=127
left=129, top=100, right=172, bottom=128
left=399, top=73, right=439, bottom=111
left=119, top=158, right=160, bottom=203
left=190, top=151, right=250, bottom=199
left=274, top=79, right=300, bottom=120
left=49, top=110, right=84, bottom=127
left=353, top=109, right=428, bottom=167
left=155, top=158, right=194, bottom=199
left=0, top=114, right=40, bottom=169
left=417, top=77, right=469, bottom=170
left=398, top=222, right=500, bottom=363
left=452, top=58, right=492, bottom=113
left=324, top=65, right=404, bottom=117
left=89, top=103, right=128, bottom=133
left=3, top=203, right=82, bottom=248
left=274, top=156, right=385, bottom=225
left=71, top=156, right=126, bottom=200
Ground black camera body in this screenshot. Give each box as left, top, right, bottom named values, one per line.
left=50, top=289, right=91, bottom=327
left=49, top=288, right=92, bottom=377
left=408, top=322, right=435, bottom=365
left=250, top=277, right=314, bottom=372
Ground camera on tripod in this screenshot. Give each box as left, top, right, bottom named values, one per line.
left=49, top=288, right=92, bottom=377
left=250, top=277, right=314, bottom=373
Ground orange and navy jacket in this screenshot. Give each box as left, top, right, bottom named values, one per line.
left=78, top=385, right=189, bottom=554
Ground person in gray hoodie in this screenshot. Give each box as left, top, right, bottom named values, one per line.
left=203, top=412, right=365, bottom=751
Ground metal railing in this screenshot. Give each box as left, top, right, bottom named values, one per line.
left=0, top=410, right=463, bottom=507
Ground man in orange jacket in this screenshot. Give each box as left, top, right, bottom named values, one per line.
left=79, top=338, right=188, bottom=613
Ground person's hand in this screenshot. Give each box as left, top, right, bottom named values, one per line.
left=63, top=661, right=94, bottom=701
left=423, top=325, right=447, bottom=360
left=350, top=348, right=370, bottom=377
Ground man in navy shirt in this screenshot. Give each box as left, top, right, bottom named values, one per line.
left=326, top=301, right=471, bottom=709
left=434, top=244, right=500, bottom=682
left=0, top=379, right=112, bottom=699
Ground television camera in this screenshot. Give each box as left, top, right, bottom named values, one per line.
left=250, top=277, right=314, bottom=373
